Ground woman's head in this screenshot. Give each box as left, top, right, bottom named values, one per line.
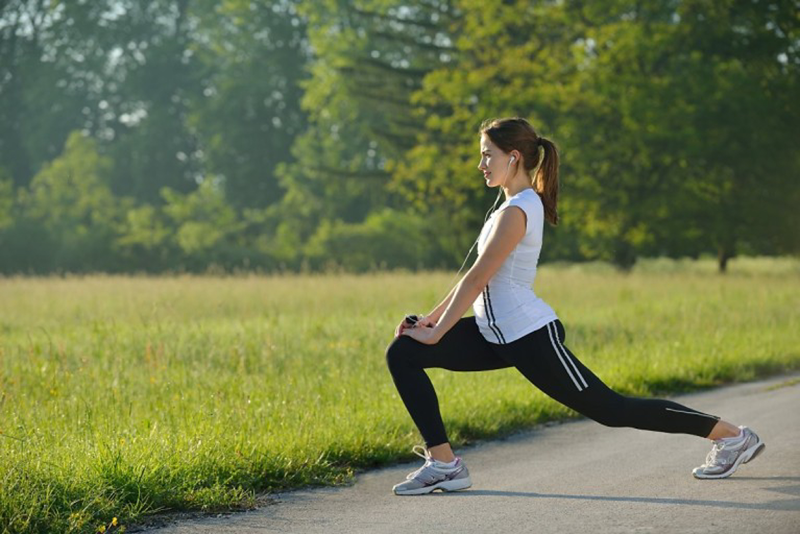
left=478, top=117, right=560, bottom=225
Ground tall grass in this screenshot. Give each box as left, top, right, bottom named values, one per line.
left=1, top=258, right=799, bottom=533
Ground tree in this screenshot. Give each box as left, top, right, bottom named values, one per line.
left=390, top=0, right=578, bottom=264
left=99, top=0, right=204, bottom=203
left=15, top=131, right=119, bottom=271
left=270, top=0, right=463, bottom=269
left=396, top=0, right=800, bottom=270
left=187, top=0, right=311, bottom=210
left=0, top=0, right=105, bottom=188
left=668, top=0, right=800, bottom=270
left=160, top=180, right=246, bottom=270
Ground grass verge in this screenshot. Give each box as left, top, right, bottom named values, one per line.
left=1, top=258, right=798, bottom=533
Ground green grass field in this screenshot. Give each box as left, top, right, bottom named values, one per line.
left=1, top=258, right=799, bottom=533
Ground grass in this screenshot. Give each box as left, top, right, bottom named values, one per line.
left=1, top=257, right=799, bottom=533
left=763, top=377, right=800, bottom=392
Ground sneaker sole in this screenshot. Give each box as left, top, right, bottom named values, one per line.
left=393, top=476, right=472, bottom=496
left=693, top=439, right=765, bottom=480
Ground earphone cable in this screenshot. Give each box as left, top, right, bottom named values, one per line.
left=428, top=158, right=513, bottom=317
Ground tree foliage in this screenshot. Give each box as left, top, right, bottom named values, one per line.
left=0, top=0, right=797, bottom=274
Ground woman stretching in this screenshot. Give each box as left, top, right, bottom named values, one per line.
left=385, top=117, right=765, bottom=496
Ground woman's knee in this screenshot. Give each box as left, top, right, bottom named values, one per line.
left=385, top=336, right=416, bottom=371
left=580, top=391, right=630, bottom=428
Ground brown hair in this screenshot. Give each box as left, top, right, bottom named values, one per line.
left=479, top=117, right=560, bottom=225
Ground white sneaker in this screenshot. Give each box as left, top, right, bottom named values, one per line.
left=392, top=445, right=472, bottom=495
left=693, top=426, right=765, bottom=479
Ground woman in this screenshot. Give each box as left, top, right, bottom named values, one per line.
left=385, top=117, right=765, bottom=496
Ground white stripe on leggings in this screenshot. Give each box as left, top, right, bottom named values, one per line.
left=553, top=324, right=589, bottom=389
left=665, top=407, right=719, bottom=421
left=546, top=322, right=584, bottom=391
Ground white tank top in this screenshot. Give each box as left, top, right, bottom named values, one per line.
left=472, top=188, right=558, bottom=344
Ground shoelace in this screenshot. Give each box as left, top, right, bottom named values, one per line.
left=705, top=439, right=739, bottom=467
left=704, top=442, right=723, bottom=466
left=411, top=444, right=431, bottom=461
left=406, top=445, right=434, bottom=480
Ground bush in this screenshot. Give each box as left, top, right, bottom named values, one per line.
left=305, top=209, right=436, bottom=272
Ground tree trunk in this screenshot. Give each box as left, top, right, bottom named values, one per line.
left=613, top=240, right=637, bottom=272
left=718, top=246, right=732, bottom=273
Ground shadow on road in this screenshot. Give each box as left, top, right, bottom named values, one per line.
left=430, top=482, right=800, bottom=512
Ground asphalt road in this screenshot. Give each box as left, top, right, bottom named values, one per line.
left=142, top=373, right=800, bottom=534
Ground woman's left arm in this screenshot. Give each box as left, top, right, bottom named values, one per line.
left=402, top=206, right=527, bottom=345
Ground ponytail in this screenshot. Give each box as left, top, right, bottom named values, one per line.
left=533, top=137, right=559, bottom=226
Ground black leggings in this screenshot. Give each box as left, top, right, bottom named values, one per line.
left=386, top=317, right=720, bottom=448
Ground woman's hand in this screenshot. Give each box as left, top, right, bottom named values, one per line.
left=394, top=316, right=411, bottom=337
left=400, top=323, right=443, bottom=345
left=417, top=315, right=437, bottom=328
left=394, top=315, right=416, bottom=337
left=394, top=314, right=438, bottom=338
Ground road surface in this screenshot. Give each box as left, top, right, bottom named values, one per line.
left=141, top=373, right=800, bottom=534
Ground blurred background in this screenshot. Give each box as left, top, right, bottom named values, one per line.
left=0, top=0, right=797, bottom=275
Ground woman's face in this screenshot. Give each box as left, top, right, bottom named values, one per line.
left=478, top=134, right=515, bottom=188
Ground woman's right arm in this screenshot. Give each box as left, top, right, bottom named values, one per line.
left=424, top=284, right=458, bottom=324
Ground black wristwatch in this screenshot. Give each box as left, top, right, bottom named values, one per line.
left=404, top=314, right=420, bottom=326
